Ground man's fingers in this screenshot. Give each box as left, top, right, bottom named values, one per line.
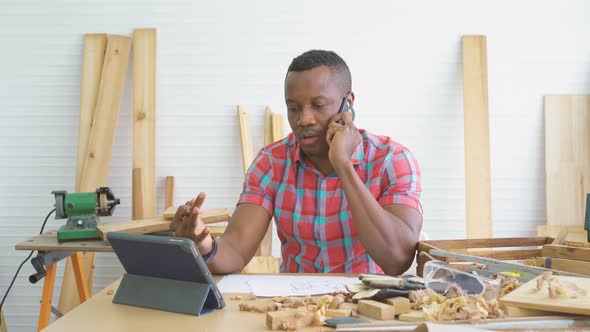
left=342, top=109, right=353, bottom=125
left=194, top=226, right=210, bottom=244
left=173, top=203, right=187, bottom=221
left=326, top=126, right=335, bottom=144
left=193, top=192, right=206, bottom=209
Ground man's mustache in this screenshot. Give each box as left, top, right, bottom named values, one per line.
left=297, top=128, right=323, bottom=138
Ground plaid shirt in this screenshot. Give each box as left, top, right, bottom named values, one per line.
left=237, top=129, right=422, bottom=273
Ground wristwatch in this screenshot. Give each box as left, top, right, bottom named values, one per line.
left=202, top=236, right=217, bottom=263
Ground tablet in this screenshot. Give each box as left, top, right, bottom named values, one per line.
left=107, top=232, right=224, bottom=311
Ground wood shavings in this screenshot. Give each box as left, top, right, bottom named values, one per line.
left=238, top=303, right=278, bottom=313
left=409, top=288, right=445, bottom=310
left=530, top=272, right=587, bottom=299
left=230, top=295, right=243, bottom=300
left=490, top=274, right=522, bottom=298
left=330, top=294, right=345, bottom=309
left=410, top=288, right=506, bottom=321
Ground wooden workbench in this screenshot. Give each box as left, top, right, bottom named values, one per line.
left=41, top=277, right=334, bottom=332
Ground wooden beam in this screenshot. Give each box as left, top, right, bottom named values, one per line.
left=79, top=35, right=132, bottom=191
left=98, top=214, right=233, bottom=240
left=462, top=35, right=492, bottom=239
left=133, top=28, right=157, bottom=219
left=542, top=244, right=590, bottom=262
left=59, top=34, right=132, bottom=315
left=534, top=257, right=590, bottom=276
left=165, top=176, right=174, bottom=209
left=98, top=217, right=168, bottom=240
left=264, top=106, right=273, bottom=145
left=132, top=168, right=144, bottom=220
left=256, top=110, right=286, bottom=257
left=163, top=206, right=232, bottom=224
left=1, top=309, right=7, bottom=332
left=543, top=95, right=590, bottom=227
left=237, top=105, right=254, bottom=174
left=76, top=33, right=107, bottom=192
left=271, top=113, right=285, bottom=142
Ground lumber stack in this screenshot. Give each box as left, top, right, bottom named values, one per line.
left=59, top=29, right=157, bottom=317
left=532, top=242, right=590, bottom=276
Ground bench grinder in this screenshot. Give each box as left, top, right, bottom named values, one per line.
left=52, top=187, right=120, bottom=242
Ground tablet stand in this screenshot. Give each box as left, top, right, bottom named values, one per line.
left=113, top=273, right=219, bottom=316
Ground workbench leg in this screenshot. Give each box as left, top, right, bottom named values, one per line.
left=37, top=263, right=57, bottom=332
left=71, top=252, right=90, bottom=302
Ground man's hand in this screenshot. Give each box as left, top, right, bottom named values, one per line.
left=169, top=192, right=213, bottom=255
left=326, top=110, right=362, bottom=168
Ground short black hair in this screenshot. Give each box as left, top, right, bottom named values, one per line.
left=286, top=50, right=352, bottom=93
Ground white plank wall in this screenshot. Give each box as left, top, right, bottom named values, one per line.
left=1, top=0, right=589, bottom=330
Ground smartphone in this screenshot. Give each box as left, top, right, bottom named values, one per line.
left=336, top=97, right=355, bottom=125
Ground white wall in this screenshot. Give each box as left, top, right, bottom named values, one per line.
left=0, top=0, right=589, bottom=330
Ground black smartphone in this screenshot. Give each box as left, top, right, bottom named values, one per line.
left=336, top=97, right=355, bottom=125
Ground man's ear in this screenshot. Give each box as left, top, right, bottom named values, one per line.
left=347, top=91, right=355, bottom=106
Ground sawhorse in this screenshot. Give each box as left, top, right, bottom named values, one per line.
left=14, top=231, right=112, bottom=332
left=30, top=251, right=90, bottom=331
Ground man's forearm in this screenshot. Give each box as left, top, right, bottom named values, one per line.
left=202, top=236, right=249, bottom=274
left=334, top=162, right=418, bottom=275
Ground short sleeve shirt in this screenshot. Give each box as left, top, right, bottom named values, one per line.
left=237, top=129, right=422, bottom=273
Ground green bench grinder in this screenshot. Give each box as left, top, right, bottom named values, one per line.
left=52, top=187, right=120, bottom=242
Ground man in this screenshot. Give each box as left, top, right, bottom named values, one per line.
left=171, top=50, right=422, bottom=276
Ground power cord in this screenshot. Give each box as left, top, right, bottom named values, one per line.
left=0, top=208, right=56, bottom=327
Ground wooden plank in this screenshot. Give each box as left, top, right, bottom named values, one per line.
left=132, top=168, right=144, bottom=220
left=565, top=241, right=590, bottom=248
left=163, top=207, right=232, bottom=224
left=500, top=275, right=590, bottom=315
left=419, top=237, right=551, bottom=250
left=448, top=248, right=542, bottom=261
left=237, top=105, right=254, bottom=174
left=79, top=35, right=132, bottom=191
left=542, top=244, right=590, bottom=262
left=76, top=33, right=107, bottom=192
left=60, top=34, right=132, bottom=315
left=133, top=28, right=157, bottom=220
left=503, top=305, right=553, bottom=318
left=538, top=225, right=588, bottom=243
left=533, top=257, right=590, bottom=276
left=271, top=113, right=285, bottom=142
left=15, top=231, right=113, bottom=252
left=165, top=176, right=174, bottom=209
left=264, top=106, right=273, bottom=145
left=0, top=309, right=7, bottom=332
left=462, top=35, right=492, bottom=239
left=62, top=33, right=107, bottom=317
left=544, top=95, right=590, bottom=227
left=97, top=217, right=168, bottom=240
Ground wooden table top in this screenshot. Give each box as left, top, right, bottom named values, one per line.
left=41, top=276, right=347, bottom=332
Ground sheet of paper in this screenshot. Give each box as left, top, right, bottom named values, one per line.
left=216, top=275, right=360, bottom=297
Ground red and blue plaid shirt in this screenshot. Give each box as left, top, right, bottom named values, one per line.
left=237, top=129, right=422, bottom=273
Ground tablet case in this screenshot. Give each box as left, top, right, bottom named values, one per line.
left=107, top=232, right=225, bottom=316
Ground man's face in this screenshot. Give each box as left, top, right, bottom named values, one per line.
left=285, top=66, right=344, bottom=159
